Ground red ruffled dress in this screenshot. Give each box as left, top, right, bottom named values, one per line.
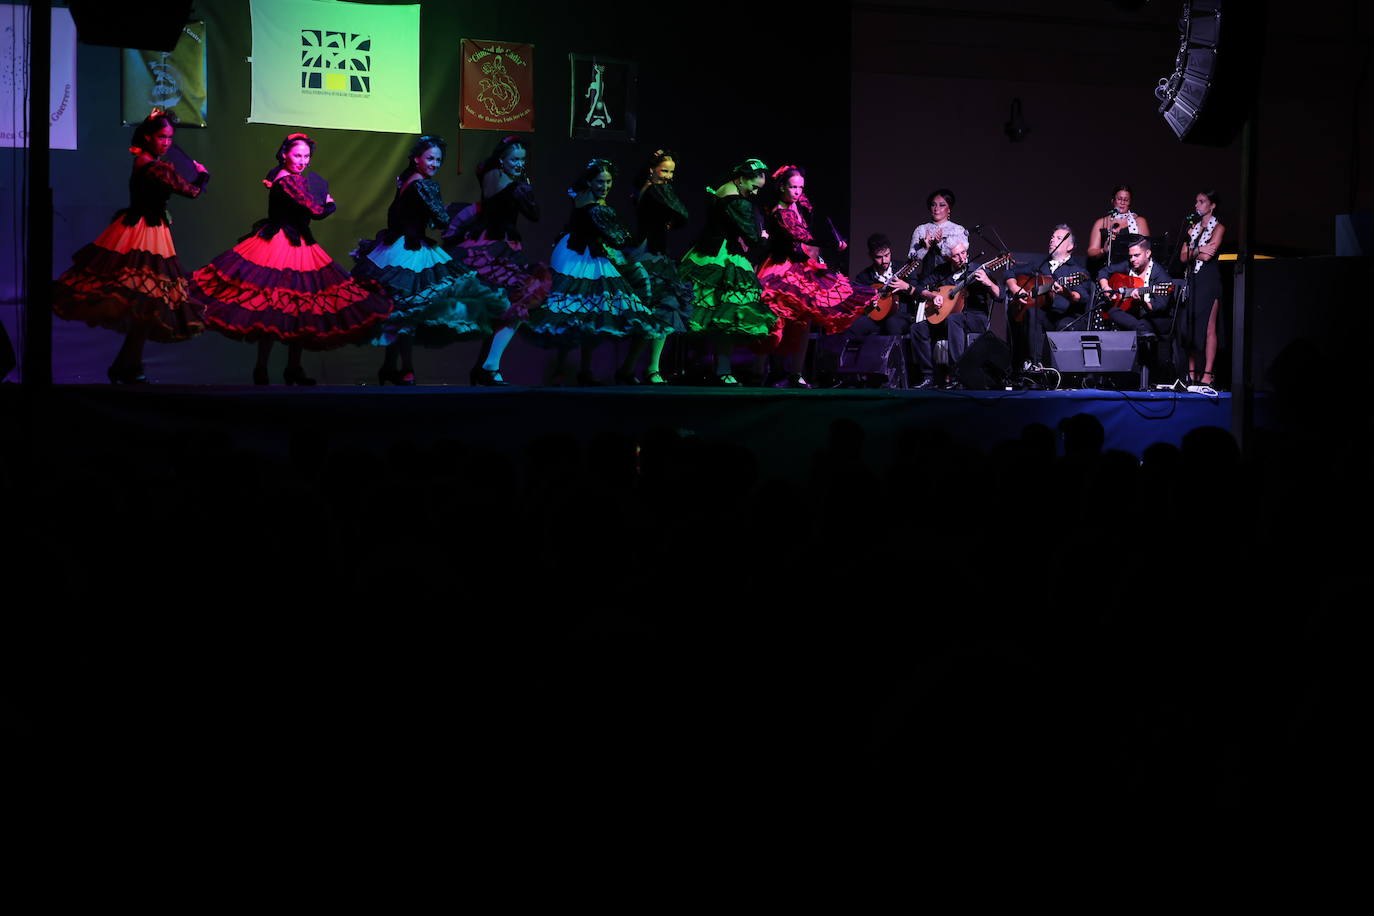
left=757, top=203, right=872, bottom=344
left=442, top=178, right=552, bottom=327
left=192, top=172, right=392, bottom=348
left=53, top=154, right=209, bottom=341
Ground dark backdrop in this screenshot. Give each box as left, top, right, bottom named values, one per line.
left=849, top=1, right=1374, bottom=261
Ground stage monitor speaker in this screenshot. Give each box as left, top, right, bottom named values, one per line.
left=1154, top=1, right=1268, bottom=146
left=1047, top=331, right=1138, bottom=374
left=955, top=331, right=1012, bottom=389
left=69, top=0, right=192, bottom=52
left=818, top=335, right=908, bottom=388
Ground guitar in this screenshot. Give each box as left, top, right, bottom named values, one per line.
left=865, top=255, right=922, bottom=321
left=1099, top=272, right=1175, bottom=317
left=1009, top=270, right=1090, bottom=322
left=923, top=252, right=1016, bottom=325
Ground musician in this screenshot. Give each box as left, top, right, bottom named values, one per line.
left=1097, top=234, right=1173, bottom=336
left=1006, top=224, right=1094, bottom=368
left=912, top=240, right=1003, bottom=388
left=847, top=234, right=916, bottom=337
left=907, top=188, right=968, bottom=286
left=1087, top=185, right=1151, bottom=273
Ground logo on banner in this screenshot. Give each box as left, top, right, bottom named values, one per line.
left=477, top=54, right=520, bottom=118
left=147, top=58, right=181, bottom=108
left=300, top=29, right=371, bottom=93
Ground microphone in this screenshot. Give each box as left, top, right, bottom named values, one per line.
left=1184, top=211, right=1202, bottom=223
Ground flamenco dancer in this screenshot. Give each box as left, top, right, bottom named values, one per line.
left=442, top=135, right=552, bottom=386
left=351, top=135, right=508, bottom=385
left=192, top=132, right=392, bottom=385
left=53, top=109, right=209, bottom=383
left=615, top=149, right=691, bottom=385
left=524, top=158, right=660, bottom=385
left=678, top=158, right=776, bottom=386
left=756, top=165, right=871, bottom=388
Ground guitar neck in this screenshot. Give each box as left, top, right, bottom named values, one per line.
left=949, top=254, right=1011, bottom=295
left=876, top=257, right=922, bottom=293
left=1106, top=283, right=1174, bottom=299
left=1033, top=272, right=1088, bottom=296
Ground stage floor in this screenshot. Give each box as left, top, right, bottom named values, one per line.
left=9, top=383, right=1234, bottom=475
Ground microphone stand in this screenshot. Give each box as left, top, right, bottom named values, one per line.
left=970, top=222, right=1012, bottom=258
left=1175, top=214, right=1201, bottom=292
left=1164, top=213, right=1202, bottom=350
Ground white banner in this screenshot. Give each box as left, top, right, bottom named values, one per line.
left=0, top=5, right=78, bottom=150
left=248, top=0, right=420, bottom=134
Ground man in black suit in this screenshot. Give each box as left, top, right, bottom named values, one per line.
left=1007, top=224, right=1095, bottom=368
left=848, top=233, right=916, bottom=338
left=1097, top=235, right=1174, bottom=337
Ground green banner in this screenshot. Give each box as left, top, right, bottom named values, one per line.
left=247, top=0, right=421, bottom=134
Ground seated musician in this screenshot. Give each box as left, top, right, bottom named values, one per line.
left=848, top=233, right=916, bottom=337
left=1006, top=224, right=1094, bottom=368
left=1096, top=234, right=1174, bottom=336
left=912, top=240, right=1004, bottom=388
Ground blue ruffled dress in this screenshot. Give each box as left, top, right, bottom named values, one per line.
left=352, top=176, right=509, bottom=346
left=523, top=201, right=662, bottom=345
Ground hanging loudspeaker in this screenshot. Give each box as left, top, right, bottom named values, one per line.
left=1155, top=1, right=1268, bottom=146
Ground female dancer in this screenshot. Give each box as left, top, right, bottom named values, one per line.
left=756, top=164, right=871, bottom=388
left=617, top=148, right=691, bottom=384
left=524, top=159, right=659, bottom=384
left=53, top=109, right=209, bottom=383
left=1178, top=189, right=1226, bottom=388
left=192, top=132, right=392, bottom=385
left=1088, top=185, right=1151, bottom=269
left=351, top=135, right=508, bottom=384
left=907, top=187, right=968, bottom=285
left=442, top=135, right=552, bottom=386
left=679, top=158, right=775, bottom=386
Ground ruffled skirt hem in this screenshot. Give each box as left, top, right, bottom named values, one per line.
left=524, top=252, right=664, bottom=345
left=353, top=235, right=510, bottom=345
left=632, top=251, right=693, bottom=334
left=191, top=235, right=393, bottom=349
left=52, top=219, right=204, bottom=342
left=445, top=237, right=552, bottom=325
left=680, top=245, right=776, bottom=338
left=758, top=257, right=873, bottom=335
